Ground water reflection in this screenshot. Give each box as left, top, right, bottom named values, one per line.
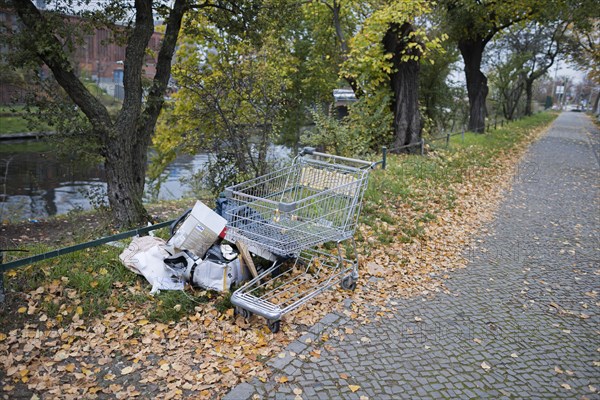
left=0, top=140, right=291, bottom=222
left=0, top=140, right=208, bottom=222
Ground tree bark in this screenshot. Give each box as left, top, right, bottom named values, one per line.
left=524, top=78, right=534, bottom=116
left=383, top=22, right=422, bottom=153
left=458, top=38, right=488, bottom=133
left=11, top=0, right=188, bottom=227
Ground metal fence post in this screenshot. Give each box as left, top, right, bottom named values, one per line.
left=461, top=129, right=465, bottom=141
left=420, top=138, right=425, bottom=155
left=0, top=251, right=4, bottom=304
left=446, top=132, right=450, bottom=147
left=381, top=146, right=387, bottom=169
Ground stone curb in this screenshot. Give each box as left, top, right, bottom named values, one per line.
left=223, top=312, right=343, bottom=400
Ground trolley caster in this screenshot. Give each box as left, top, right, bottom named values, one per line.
left=341, top=276, right=357, bottom=291
left=267, top=319, right=281, bottom=333
left=235, top=307, right=252, bottom=319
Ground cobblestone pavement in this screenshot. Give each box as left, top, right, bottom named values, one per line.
left=225, top=112, right=600, bottom=400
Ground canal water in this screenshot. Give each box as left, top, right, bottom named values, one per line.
left=0, top=140, right=288, bottom=222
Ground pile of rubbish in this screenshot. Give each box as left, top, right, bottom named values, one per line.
left=119, top=200, right=252, bottom=294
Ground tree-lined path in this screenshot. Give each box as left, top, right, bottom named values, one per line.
left=225, top=111, right=599, bottom=399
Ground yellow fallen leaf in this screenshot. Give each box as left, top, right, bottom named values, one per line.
left=18, top=307, right=27, bottom=314
left=481, top=361, right=491, bottom=371
left=561, top=383, right=571, bottom=390
left=340, top=373, right=349, bottom=379
left=65, top=364, right=76, bottom=373
left=0, top=333, right=6, bottom=341
left=99, top=268, right=108, bottom=275
left=510, top=353, right=518, bottom=358
left=76, top=306, right=83, bottom=315
left=121, top=366, right=134, bottom=375
left=349, top=385, right=361, bottom=392
left=554, top=366, right=564, bottom=374
left=278, top=376, right=289, bottom=383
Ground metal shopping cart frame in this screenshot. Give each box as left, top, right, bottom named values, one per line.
left=224, top=147, right=381, bottom=332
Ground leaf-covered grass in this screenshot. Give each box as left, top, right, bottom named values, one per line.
left=2, top=112, right=557, bottom=328
left=361, top=112, right=558, bottom=253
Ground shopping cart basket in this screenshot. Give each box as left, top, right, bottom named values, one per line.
left=224, top=147, right=379, bottom=332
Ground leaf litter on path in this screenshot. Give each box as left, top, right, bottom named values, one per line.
left=0, top=122, right=557, bottom=398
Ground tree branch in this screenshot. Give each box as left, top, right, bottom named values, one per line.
left=118, top=0, right=154, bottom=123
left=10, top=0, right=112, bottom=132
left=140, top=0, right=188, bottom=136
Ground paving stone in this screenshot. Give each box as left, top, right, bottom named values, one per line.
left=223, top=382, right=255, bottom=400
left=224, top=113, right=599, bottom=399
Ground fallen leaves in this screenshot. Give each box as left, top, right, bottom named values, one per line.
left=349, top=384, right=361, bottom=392
left=0, top=119, right=566, bottom=399
left=121, top=366, right=134, bottom=375
left=561, top=383, right=572, bottom=390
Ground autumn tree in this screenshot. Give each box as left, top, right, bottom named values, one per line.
left=7, top=0, right=253, bottom=228
left=344, top=0, right=443, bottom=152
left=153, top=5, right=295, bottom=191
left=439, top=0, right=545, bottom=132
left=496, top=22, right=567, bottom=116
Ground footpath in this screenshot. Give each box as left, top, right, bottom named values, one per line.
left=225, top=112, right=600, bottom=399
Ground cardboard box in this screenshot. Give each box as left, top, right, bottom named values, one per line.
left=168, top=200, right=227, bottom=258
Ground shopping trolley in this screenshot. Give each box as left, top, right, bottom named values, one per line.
left=224, top=147, right=378, bottom=332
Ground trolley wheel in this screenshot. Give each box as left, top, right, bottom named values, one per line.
left=267, top=319, right=281, bottom=333
left=235, top=307, right=252, bottom=319
left=341, top=276, right=357, bottom=291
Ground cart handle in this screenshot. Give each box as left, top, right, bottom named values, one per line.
left=300, top=147, right=378, bottom=169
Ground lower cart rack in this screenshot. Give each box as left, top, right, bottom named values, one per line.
left=232, top=243, right=358, bottom=332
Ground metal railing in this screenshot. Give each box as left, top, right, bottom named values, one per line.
left=0, top=219, right=176, bottom=303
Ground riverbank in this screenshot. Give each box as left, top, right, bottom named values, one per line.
left=1, top=112, right=560, bottom=399
left=0, top=132, right=55, bottom=140
left=1, top=199, right=196, bottom=247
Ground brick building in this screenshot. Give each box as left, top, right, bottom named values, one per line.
left=0, top=7, right=164, bottom=103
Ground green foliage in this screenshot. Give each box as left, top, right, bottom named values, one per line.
left=302, top=109, right=369, bottom=157
left=154, top=13, right=296, bottom=193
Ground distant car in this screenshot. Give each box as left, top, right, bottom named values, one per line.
left=567, top=105, right=582, bottom=112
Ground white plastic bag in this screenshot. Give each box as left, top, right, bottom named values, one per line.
left=119, top=236, right=184, bottom=295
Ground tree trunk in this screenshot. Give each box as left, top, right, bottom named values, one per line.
left=12, top=0, right=188, bottom=228
left=593, top=92, right=600, bottom=115
left=459, top=38, right=488, bottom=133
left=383, top=22, right=422, bottom=154
left=104, top=130, right=150, bottom=226
left=524, top=78, right=534, bottom=116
